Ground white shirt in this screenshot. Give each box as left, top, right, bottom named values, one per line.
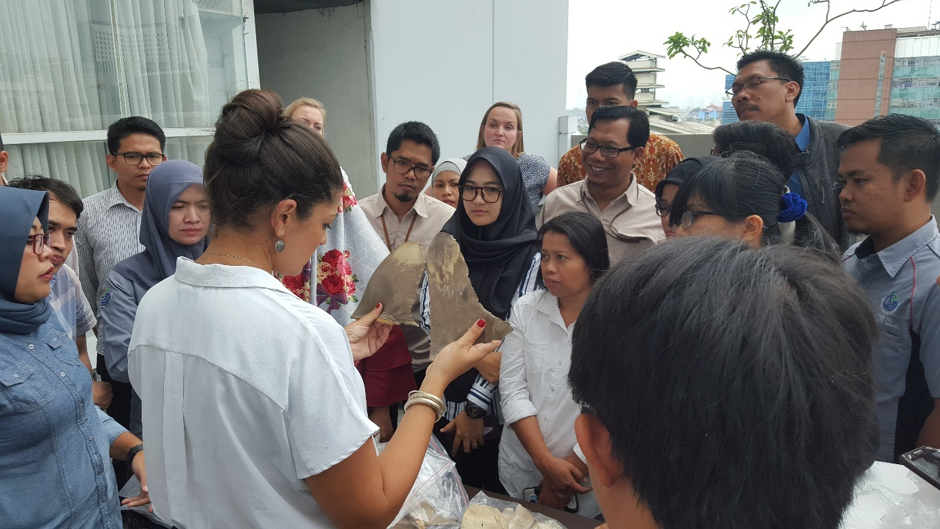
left=497, top=290, right=599, bottom=518
left=128, top=258, right=377, bottom=528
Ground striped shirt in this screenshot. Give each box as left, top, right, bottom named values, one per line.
left=74, top=184, right=143, bottom=335
left=419, top=253, right=542, bottom=420
left=49, top=264, right=97, bottom=341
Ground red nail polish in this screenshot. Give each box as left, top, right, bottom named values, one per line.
left=476, top=319, right=485, bottom=328
left=376, top=303, right=381, bottom=309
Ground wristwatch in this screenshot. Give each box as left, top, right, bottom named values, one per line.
left=125, top=443, right=144, bottom=467
left=464, top=401, right=487, bottom=419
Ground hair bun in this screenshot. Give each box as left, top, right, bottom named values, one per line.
left=212, top=89, right=288, bottom=162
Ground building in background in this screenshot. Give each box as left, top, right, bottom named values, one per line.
left=620, top=51, right=667, bottom=113
left=721, top=60, right=836, bottom=125
left=1, top=0, right=571, bottom=199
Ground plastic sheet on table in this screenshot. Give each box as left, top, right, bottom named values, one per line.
left=841, top=461, right=940, bottom=528
left=462, top=490, right=567, bottom=529
left=387, top=436, right=468, bottom=528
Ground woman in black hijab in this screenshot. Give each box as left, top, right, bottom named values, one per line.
left=0, top=186, right=150, bottom=527
left=433, top=146, right=542, bottom=492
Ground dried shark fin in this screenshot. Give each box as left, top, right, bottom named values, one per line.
left=426, top=232, right=513, bottom=359
left=351, top=241, right=425, bottom=326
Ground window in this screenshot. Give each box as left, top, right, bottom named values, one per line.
left=0, top=0, right=258, bottom=197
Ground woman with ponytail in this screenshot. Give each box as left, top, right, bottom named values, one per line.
left=669, top=151, right=838, bottom=253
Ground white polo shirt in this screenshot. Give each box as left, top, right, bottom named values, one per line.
left=129, top=258, right=377, bottom=528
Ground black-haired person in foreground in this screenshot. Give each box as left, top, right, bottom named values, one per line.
left=570, top=236, right=877, bottom=529
left=670, top=151, right=837, bottom=253
left=839, top=114, right=940, bottom=462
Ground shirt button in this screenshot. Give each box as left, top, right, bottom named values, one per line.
left=61, top=372, right=67, bottom=377
left=12, top=374, right=18, bottom=378
left=28, top=344, right=34, bottom=350
left=88, top=436, right=94, bottom=442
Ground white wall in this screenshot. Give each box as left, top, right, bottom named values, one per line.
left=370, top=0, right=569, bottom=190
left=255, top=4, right=377, bottom=196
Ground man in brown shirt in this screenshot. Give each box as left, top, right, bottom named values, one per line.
left=541, top=106, right=663, bottom=264
left=558, top=61, right=683, bottom=192
left=359, top=122, right=454, bottom=438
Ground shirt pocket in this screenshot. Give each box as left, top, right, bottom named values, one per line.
left=0, top=363, right=55, bottom=414
left=48, top=331, right=82, bottom=367
left=523, top=339, right=547, bottom=376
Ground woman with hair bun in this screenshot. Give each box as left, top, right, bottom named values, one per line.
left=129, top=89, right=499, bottom=528
left=669, top=151, right=838, bottom=253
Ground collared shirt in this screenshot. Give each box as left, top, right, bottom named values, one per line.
left=539, top=176, right=664, bottom=264
left=0, top=319, right=126, bottom=529
left=74, top=184, right=143, bottom=326
left=788, top=113, right=811, bottom=198
left=359, top=188, right=455, bottom=370
left=843, top=217, right=940, bottom=462
left=418, top=254, right=542, bottom=420
left=358, top=188, right=455, bottom=252
left=49, top=263, right=97, bottom=341
left=129, top=258, right=377, bottom=528
left=497, top=290, right=599, bottom=517
left=556, top=133, right=684, bottom=192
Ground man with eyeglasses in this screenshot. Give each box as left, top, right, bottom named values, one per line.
left=730, top=50, right=850, bottom=249
left=359, top=121, right=454, bottom=440
left=540, top=106, right=663, bottom=263
left=73, top=116, right=165, bottom=483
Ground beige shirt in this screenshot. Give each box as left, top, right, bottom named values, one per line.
left=359, top=188, right=455, bottom=370
left=539, top=175, right=664, bottom=264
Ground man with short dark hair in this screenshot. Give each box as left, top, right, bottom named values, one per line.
left=358, top=122, right=454, bottom=440
left=557, top=61, right=683, bottom=192
left=74, top=116, right=166, bottom=443
left=541, top=106, right=663, bottom=263
left=569, top=237, right=877, bottom=528
left=7, top=175, right=112, bottom=410
left=839, top=114, right=940, bottom=462
left=731, top=50, right=849, bottom=248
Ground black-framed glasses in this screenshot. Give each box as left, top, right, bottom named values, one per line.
left=655, top=203, right=671, bottom=218
left=725, top=76, right=791, bottom=98
left=113, top=152, right=166, bottom=166
left=459, top=184, right=503, bottom=203
left=672, top=210, right=720, bottom=229
left=390, top=158, right=432, bottom=179
left=27, top=233, right=50, bottom=255
left=579, top=139, right=636, bottom=159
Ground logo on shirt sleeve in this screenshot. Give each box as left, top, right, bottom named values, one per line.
left=100, top=288, right=111, bottom=308
left=882, top=292, right=898, bottom=311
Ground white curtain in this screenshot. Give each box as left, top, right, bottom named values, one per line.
left=0, top=0, right=214, bottom=197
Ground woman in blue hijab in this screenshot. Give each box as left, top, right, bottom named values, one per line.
left=99, top=160, right=209, bottom=437
left=0, top=186, right=150, bottom=527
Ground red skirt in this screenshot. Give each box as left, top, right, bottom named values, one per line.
left=357, top=325, right=417, bottom=407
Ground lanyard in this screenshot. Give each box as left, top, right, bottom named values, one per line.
left=380, top=212, right=418, bottom=251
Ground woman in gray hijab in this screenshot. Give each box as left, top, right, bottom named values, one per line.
left=0, top=186, right=150, bottom=527
left=99, top=160, right=210, bottom=436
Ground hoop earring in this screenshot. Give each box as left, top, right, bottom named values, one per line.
left=275, top=239, right=285, bottom=253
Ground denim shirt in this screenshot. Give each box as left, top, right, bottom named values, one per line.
left=0, top=318, right=126, bottom=528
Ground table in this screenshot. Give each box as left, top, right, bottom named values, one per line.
left=464, top=486, right=604, bottom=529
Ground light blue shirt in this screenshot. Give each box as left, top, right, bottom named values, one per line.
left=788, top=113, right=811, bottom=198
left=843, top=216, right=940, bottom=462
left=0, top=318, right=126, bottom=528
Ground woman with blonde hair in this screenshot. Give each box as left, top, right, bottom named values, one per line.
left=474, top=102, right=557, bottom=210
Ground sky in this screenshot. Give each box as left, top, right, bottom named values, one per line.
left=566, top=0, right=937, bottom=109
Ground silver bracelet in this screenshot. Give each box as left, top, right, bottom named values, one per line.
left=408, top=390, right=445, bottom=410
left=404, top=396, right=445, bottom=422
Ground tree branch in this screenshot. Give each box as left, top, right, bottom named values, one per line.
left=795, top=0, right=905, bottom=57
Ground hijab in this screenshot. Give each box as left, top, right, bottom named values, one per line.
left=0, top=187, right=52, bottom=334
left=428, top=158, right=467, bottom=188
left=441, top=146, right=539, bottom=320
left=112, top=160, right=208, bottom=290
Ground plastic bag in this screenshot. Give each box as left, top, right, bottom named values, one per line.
left=387, top=436, right=469, bottom=528
left=462, top=490, right=567, bottom=529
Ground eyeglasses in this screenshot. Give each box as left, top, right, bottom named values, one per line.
left=726, top=77, right=791, bottom=98
left=459, top=184, right=503, bottom=203
left=655, top=203, right=671, bottom=218
left=27, top=233, right=50, bottom=255
left=578, top=399, right=596, bottom=415
left=390, top=158, right=432, bottom=179
left=113, top=152, right=166, bottom=166
left=580, top=139, right=636, bottom=159
left=672, top=210, right=720, bottom=229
